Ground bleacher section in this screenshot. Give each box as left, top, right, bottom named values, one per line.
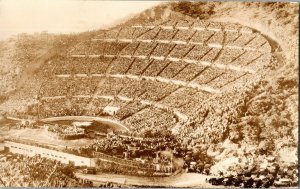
left=39, top=19, right=273, bottom=135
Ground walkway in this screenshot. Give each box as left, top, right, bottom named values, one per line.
left=40, top=116, right=129, bottom=131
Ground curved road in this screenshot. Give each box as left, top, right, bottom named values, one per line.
left=75, top=172, right=219, bottom=188
left=40, top=115, right=129, bottom=131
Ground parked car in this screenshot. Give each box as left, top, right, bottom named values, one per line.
left=209, top=177, right=224, bottom=185
left=261, top=178, right=272, bottom=188
left=252, top=178, right=262, bottom=188
left=232, top=176, right=243, bottom=187
left=274, top=178, right=292, bottom=187
left=222, top=177, right=234, bottom=186
left=241, top=177, right=254, bottom=188
left=83, top=167, right=96, bottom=174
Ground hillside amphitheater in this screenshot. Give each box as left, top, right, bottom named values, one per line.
left=0, top=1, right=298, bottom=187
left=37, top=19, right=273, bottom=136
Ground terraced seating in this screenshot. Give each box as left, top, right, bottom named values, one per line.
left=40, top=78, right=70, bottom=97
left=72, top=58, right=91, bottom=75
left=151, top=43, right=175, bottom=57
left=109, top=57, right=135, bottom=74
left=230, top=51, right=262, bottom=67
left=137, top=27, right=160, bottom=41
left=131, top=27, right=151, bottom=39
left=244, top=34, right=268, bottom=49
left=148, top=111, right=175, bottom=128
left=178, top=92, right=210, bottom=116
left=118, top=42, right=139, bottom=56
left=172, top=29, right=195, bottom=42
left=190, top=30, right=215, bottom=44
left=134, top=42, right=157, bottom=57
left=167, top=44, right=194, bottom=59
left=191, top=67, right=224, bottom=85
left=127, top=59, right=153, bottom=75
left=173, top=63, right=207, bottom=82
left=224, top=32, right=241, bottom=45
left=160, top=88, right=199, bottom=108
left=200, top=48, right=221, bottom=62
left=214, top=48, right=245, bottom=65
left=139, top=80, right=178, bottom=101
left=52, top=56, right=114, bottom=76
left=159, top=61, right=188, bottom=79
left=227, top=33, right=257, bottom=47
left=70, top=97, right=91, bottom=116
left=52, top=57, right=74, bottom=75
left=40, top=77, right=100, bottom=98
left=87, top=98, right=112, bottom=116
left=184, top=45, right=211, bottom=61
left=142, top=59, right=170, bottom=76
left=38, top=19, right=274, bottom=137
left=107, top=97, right=130, bottom=108
left=122, top=107, right=175, bottom=132
left=70, top=41, right=91, bottom=55
left=208, top=70, right=246, bottom=88
left=207, top=31, right=224, bottom=45
left=68, top=77, right=99, bottom=96
left=96, top=77, right=130, bottom=96
left=39, top=98, right=68, bottom=118
left=115, top=101, right=149, bottom=120
left=156, top=29, right=178, bottom=42
left=89, top=57, right=113, bottom=75
left=118, top=79, right=147, bottom=98
left=89, top=41, right=111, bottom=55
left=93, top=78, right=177, bottom=103
left=247, top=53, right=272, bottom=70
left=103, top=42, right=129, bottom=55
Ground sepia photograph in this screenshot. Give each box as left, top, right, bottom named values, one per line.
left=0, top=0, right=298, bottom=188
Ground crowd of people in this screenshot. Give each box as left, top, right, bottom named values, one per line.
left=64, top=22, right=269, bottom=72
left=40, top=77, right=99, bottom=97
left=151, top=43, right=175, bottom=57
left=69, top=40, right=128, bottom=56
left=121, top=107, right=175, bottom=134
left=4, top=18, right=280, bottom=184
left=33, top=19, right=275, bottom=175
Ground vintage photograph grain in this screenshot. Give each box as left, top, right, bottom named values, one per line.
left=0, top=0, right=298, bottom=188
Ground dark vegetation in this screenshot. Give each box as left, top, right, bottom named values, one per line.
left=171, top=1, right=217, bottom=19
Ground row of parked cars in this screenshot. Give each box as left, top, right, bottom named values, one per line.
left=207, top=175, right=297, bottom=188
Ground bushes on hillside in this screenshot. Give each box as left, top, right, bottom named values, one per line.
left=171, top=2, right=216, bottom=19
